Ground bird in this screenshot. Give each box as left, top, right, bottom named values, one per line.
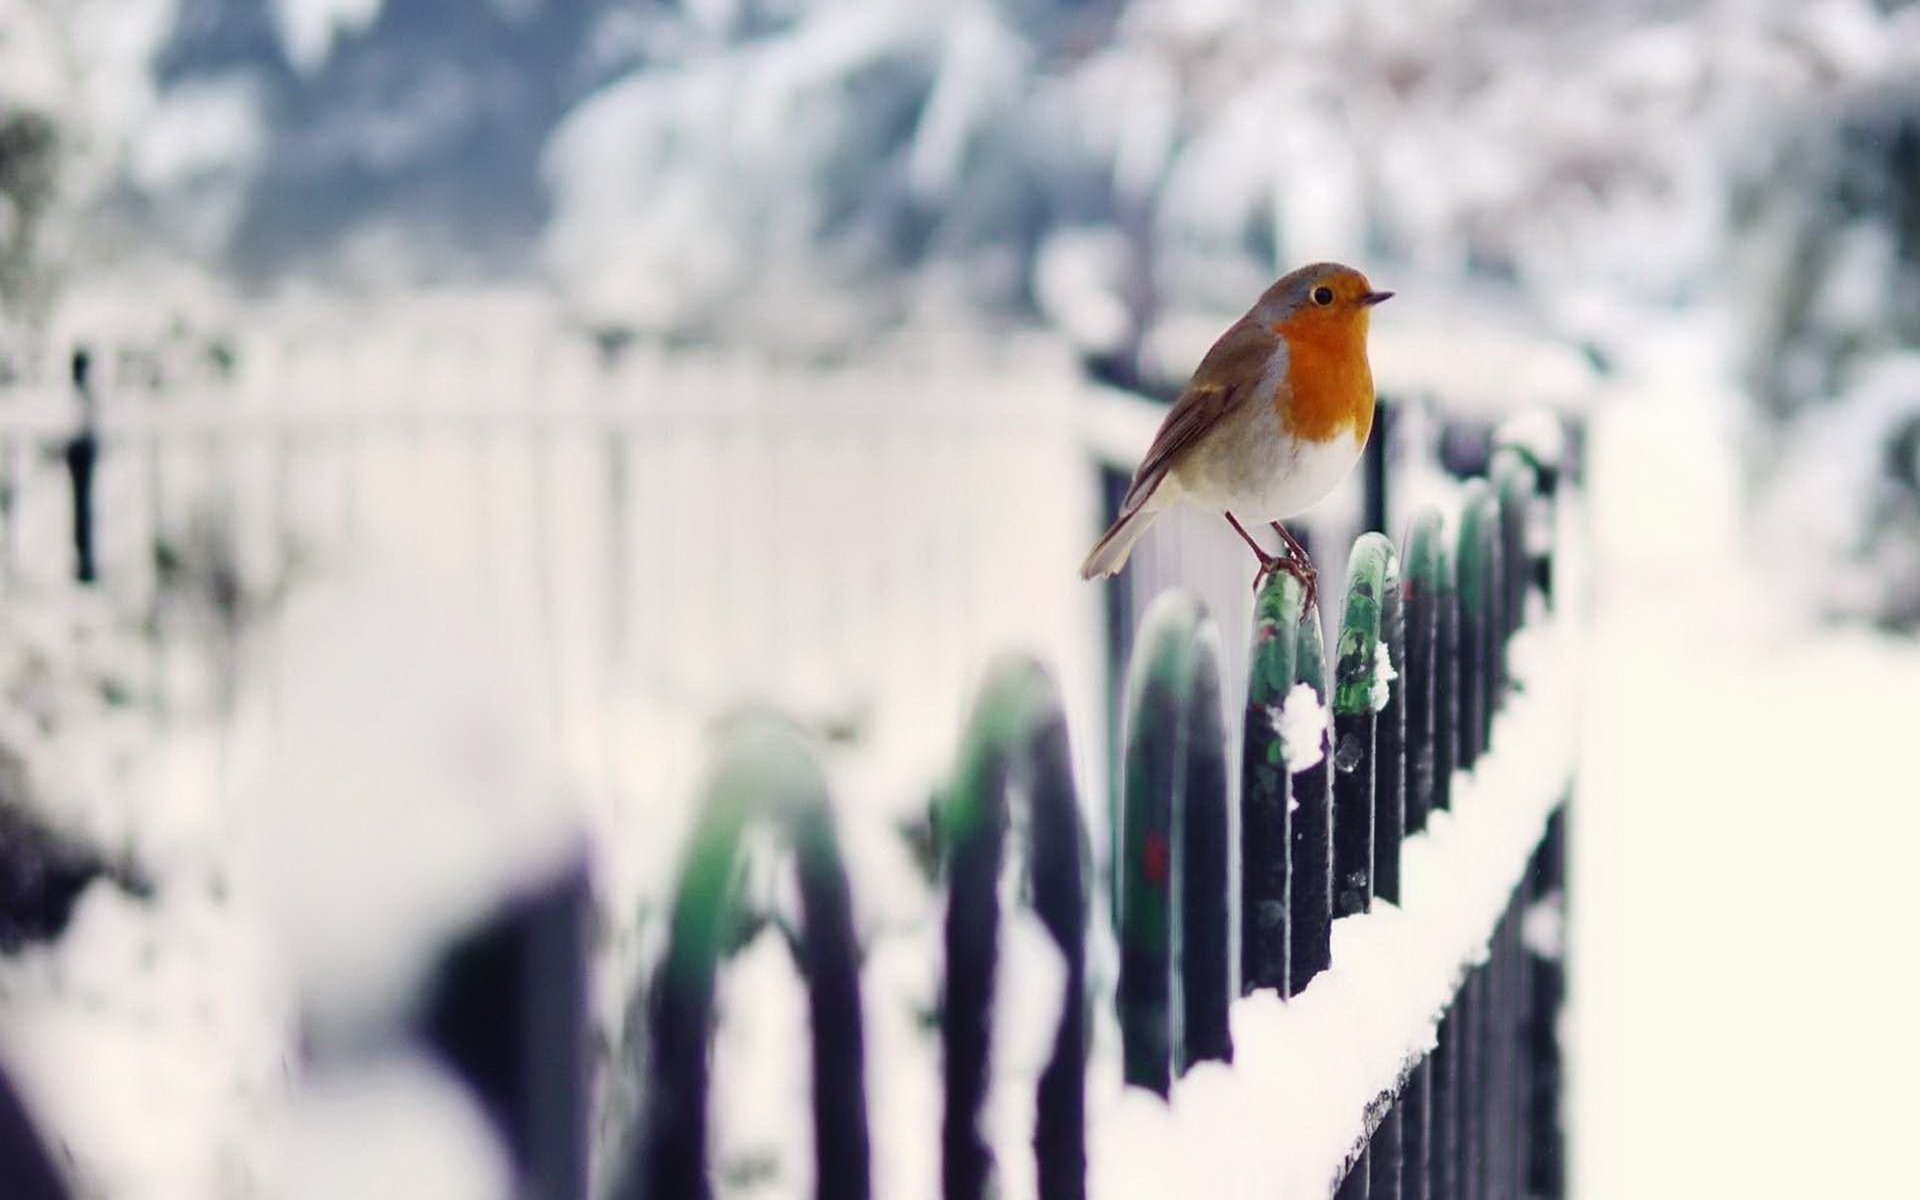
left=1079, top=262, right=1392, bottom=610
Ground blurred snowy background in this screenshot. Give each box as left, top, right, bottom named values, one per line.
left=2, top=0, right=1919, bottom=1197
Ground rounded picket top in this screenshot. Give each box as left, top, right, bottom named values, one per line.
left=1240, top=570, right=1304, bottom=995
left=942, top=655, right=1088, bottom=1200
left=620, top=715, right=869, bottom=1200
left=1117, top=590, right=1231, bottom=1093
left=1335, top=533, right=1397, bottom=718
left=1491, top=447, right=1542, bottom=639
left=1456, top=480, right=1502, bottom=767
left=1330, top=533, right=1396, bottom=918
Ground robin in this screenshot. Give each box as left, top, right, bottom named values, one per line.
left=1079, top=262, right=1392, bottom=610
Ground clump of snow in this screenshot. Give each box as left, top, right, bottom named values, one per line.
left=233, top=560, right=579, bottom=1039
left=1521, top=893, right=1564, bottom=961
left=260, top=1048, right=511, bottom=1200
left=1271, top=683, right=1329, bottom=774
left=1370, top=640, right=1397, bottom=714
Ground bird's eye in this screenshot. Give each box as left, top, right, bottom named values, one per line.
left=1311, top=285, right=1335, bottom=306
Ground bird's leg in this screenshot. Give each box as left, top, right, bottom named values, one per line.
left=1268, top=521, right=1318, bottom=611
left=1223, top=513, right=1290, bottom=596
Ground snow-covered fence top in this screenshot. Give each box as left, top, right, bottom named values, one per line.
left=606, top=425, right=1574, bottom=1199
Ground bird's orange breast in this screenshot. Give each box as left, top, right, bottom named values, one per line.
left=1274, top=316, right=1375, bottom=446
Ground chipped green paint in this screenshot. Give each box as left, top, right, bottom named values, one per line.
left=1334, top=533, right=1396, bottom=716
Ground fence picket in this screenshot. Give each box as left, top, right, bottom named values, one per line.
left=1240, top=572, right=1302, bottom=996
left=617, top=721, right=869, bottom=1200
left=1117, top=593, right=1231, bottom=1092
left=941, top=657, right=1089, bottom=1200
left=1333, top=534, right=1394, bottom=917
left=1287, top=596, right=1335, bottom=995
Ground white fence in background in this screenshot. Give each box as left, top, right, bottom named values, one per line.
left=0, top=329, right=1112, bottom=818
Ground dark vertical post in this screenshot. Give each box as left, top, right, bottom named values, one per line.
left=1375, top=561, right=1406, bottom=905
left=1431, top=1014, right=1457, bottom=1200
left=1370, top=1105, right=1404, bottom=1200
left=1455, top=482, right=1497, bottom=769
left=66, top=348, right=99, bottom=585
left=1117, top=595, right=1228, bottom=1088
left=1364, top=398, right=1393, bottom=535
left=1117, top=601, right=1182, bottom=1096
left=1402, top=513, right=1442, bottom=835
left=1287, top=600, right=1335, bottom=994
left=944, top=660, right=1088, bottom=1200
left=1332, top=534, right=1391, bottom=918
left=795, top=802, right=874, bottom=1200
left=420, top=855, right=592, bottom=1200
left=1526, top=807, right=1569, bottom=1199
left=1337, top=1148, right=1372, bottom=1200
left=1459, top=968, right=1484, bottom=1200
left=1241, top=573, right=1301, bottom=995
left=1180, top=646, right=1232, bottom=1070
left=0, top=1068, right=66, bottom=1200
left=620, top=726, right=870, bottom=1200
left=1433, top=536, right=1459, bottom=814
left=1403, top=1058, right=1431, bottom=1200
left=1028, top=705, right=1090, bottom=1200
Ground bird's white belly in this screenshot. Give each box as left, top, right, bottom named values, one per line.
left=1167, top=402, right=1365, bottom=522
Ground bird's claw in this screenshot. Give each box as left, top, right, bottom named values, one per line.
left=1253, top=554, right=1317, bottom=612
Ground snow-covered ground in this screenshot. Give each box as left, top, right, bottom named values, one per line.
left=1573, top=341, right=1920, bottom=1197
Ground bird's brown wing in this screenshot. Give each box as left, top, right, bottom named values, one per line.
left=1118, top=318, right=1280, bottom=514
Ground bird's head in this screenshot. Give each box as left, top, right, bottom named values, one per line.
left=1256, top=262, right=1393, bottom=342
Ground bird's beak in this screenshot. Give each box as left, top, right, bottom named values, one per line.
left=1360, top=291, right=1394, bottom=307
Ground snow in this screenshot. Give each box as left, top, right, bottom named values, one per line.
left=1573, top=371, right=1920, bottom=1199
left=1087, top=615, right=1578, bottom=1200
left=259, top=1049, right=512, bottom=1200
left=235, top=561, right=579, bottom=1039
left=271, top=0, right=386, bottom=75
left=1370, top=639, right=1397, bottom=714
left=1272, top=683, right=1330, bottom=774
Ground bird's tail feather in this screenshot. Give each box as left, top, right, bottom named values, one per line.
left=1080, top=505, right=1160, bottom=579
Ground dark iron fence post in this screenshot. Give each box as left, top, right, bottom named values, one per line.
left=942, top=657, right=1088, bottom=1200
left=1333, top=534, right=1393, bottom=918
left=1455, top=482, right=1499, bottom=769
left=1402, top=513, right=1442, bottom=837
left=65, top=348, right=98, bottom=586
left=1287, top=595, right=1335, bottom=995
left=0, top=1067, right=66, bottom=1200
left=1375, top=563, right=1407, bottom=908
left=617, top=721, right=869, bottom=1200
left=419, top=853, right=591, bottom=1200
left=1240, top=572, right=1301, bottom=996
left=1433, top=527, right=1459, bottom=816
left=1117, top=594, right=1231, bottom=1092
left=1525, top=808, right=1569, bottom=1199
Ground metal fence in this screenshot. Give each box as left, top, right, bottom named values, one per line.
left=0, top=333, right=1575, bottom=1198
left=617, top=417, right=1571, bottom=1197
